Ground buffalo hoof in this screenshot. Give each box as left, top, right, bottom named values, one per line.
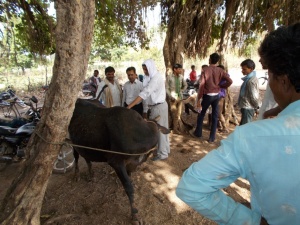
left=132, top=212, right=143, bottom=225
left=73, top=173, right=80, bottom=182
left=86, top=171, right=95, bottom=182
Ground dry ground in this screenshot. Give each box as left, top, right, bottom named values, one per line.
left=0, top=86, right=259, bottom=225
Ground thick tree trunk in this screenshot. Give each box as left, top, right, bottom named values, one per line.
left=163, top=28, right=185, bottom=76
left=224, top=87, right=239, bottom=126
left=218, top=0, right=238, bottom=60
left=0, top=1, right=95, bottom=224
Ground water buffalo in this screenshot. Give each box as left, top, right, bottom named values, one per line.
left=68, top=98, right=169, bottom=224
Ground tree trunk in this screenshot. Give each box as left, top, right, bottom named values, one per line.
left=224, top=87, right=239, bottom=126
left=218, top=0, right=238, bottom=60
left=163, top=27, right=185, bottom=76
left=0, top=1, right=95, bottom=224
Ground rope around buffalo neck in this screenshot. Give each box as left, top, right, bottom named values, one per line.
left=34, top=131, right=157, bottom=156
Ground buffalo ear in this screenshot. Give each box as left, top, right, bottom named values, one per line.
left=157, top=125, right=170, bottom=134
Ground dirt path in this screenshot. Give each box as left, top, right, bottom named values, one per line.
left=0, top=118, right=250, bottom=225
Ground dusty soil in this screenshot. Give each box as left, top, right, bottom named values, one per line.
left=0, top=87, right=258, bottom=225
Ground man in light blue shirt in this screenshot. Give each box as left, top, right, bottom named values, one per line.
left=176, top=23, right=300, bottom=225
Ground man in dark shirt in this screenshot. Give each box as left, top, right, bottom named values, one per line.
left=190, top=53, right=232, bottom=143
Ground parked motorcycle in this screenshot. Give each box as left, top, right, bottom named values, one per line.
left=0, top=87, right=26, bottom=108
left=0, top=96, right=40, bottom=164
left=82, top=82, right=96, bottom=97
left=0, top=95, right=75, bottom=173
left=183, top=78, right=197, bottom=100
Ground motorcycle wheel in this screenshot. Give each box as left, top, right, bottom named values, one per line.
left=0, top=142, right=14, bottom=171
left=52, top=142, right=75, bottom=174
left=0, top=105, right=17, bottom=119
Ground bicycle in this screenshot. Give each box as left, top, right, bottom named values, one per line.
left=259, top=71, right=268, bottom=85
left=52, top=138, right=75, bottom=174
left=0, top=98, right=22, bottom=119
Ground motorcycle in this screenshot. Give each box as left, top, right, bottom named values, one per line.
left=82, top=82, right=96, bottom=97
left=183, top=78, right=197, bottom=100
left=0, top=96, right=40, bottom=164
left=0, top=87, right=26, bottom=108
left=0, top=95, right=75, bottom=173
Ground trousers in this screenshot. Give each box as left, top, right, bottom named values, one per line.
left=194, top=94, right=220, bottom=141
left=149, top=101, right=170, bottom=159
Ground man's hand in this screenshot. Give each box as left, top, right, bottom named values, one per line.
left=196, top=100, right=202, bottom=113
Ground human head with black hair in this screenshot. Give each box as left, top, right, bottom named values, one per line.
left=209, top=53, right=220, bottom=64
left=126, top=66, right=136, bottom=74
left=173, top=63, right=183, bottom=76
left=93, top=70, right=99, bottom=77
left=259, top=23, right=300, bottom=94
left=105, top=66, right=115, bottom=82
left=173, top=63, right=182, bottom=70
left=191, top=65, right=195, bottom=70
left=259, top=22, right=300, bottom=109
left=126, top=66, right=137, bottom=83
left=241, top=59, right=255, bottom=70
left=240, top=59, right=255, bottom=76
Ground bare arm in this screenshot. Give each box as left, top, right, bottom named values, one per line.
left=127, top=96, right=143, bottom=109
left=263, top=106, right=281, bottom=119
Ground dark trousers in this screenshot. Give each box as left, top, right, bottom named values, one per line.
left=124, top=102, right=143, bottom=116
left=194, top=94, right=220, bottom=141
left=185, top=103, right=198, bottom=114
left=240, top=108, right=255, bottom=125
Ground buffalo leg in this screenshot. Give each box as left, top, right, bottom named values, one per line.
left=109, top=160, right=139, bottom=223
left=84, top=159, right=93, bottom=181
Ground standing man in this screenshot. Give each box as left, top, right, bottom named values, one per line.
left=190, top=53, right=232, bottom=143
left=189, top=65, right=197, bottom=84
left=238, top=59, right=260, bottom=125
left=177, top=23, right=300, bottom=225
left=96, top=66, right=122, bottom=107
left=89, top=70, right=101, bottom=97
left=166, top=63, right=187, bottom=134
left=127, top=59, right=170, bottom=161
left=258, top=58, right=280, bottom=119
left=122, top=67, right=144, bottom=116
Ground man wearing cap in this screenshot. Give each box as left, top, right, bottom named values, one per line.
left=127, top=59, right=170, bottom=161
left=166, top=63, right=187, bottom=134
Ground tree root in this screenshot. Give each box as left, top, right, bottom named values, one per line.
left=43, top=214, right=80, bottom=224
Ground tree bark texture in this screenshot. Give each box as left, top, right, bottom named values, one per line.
left=162, top=0, right=224, bottom=69
left=0, top=1, right=95, bottom=224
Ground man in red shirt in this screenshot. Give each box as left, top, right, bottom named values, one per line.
left=189, top=65, right=197, bottom=83
left=190, top=53, right=232, bottom=143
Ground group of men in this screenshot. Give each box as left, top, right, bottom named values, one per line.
left=91, top=59, right=170, bottom=161
left=177, top=23, right=300, bottom=224
left=86, top=22, right=300, bottom=225
left=90, top=52, right=250, bottom=160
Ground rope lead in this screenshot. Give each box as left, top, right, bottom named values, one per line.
left=34, top=131, right=157, bottom=156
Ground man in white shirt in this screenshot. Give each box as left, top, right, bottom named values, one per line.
left=122, top=67, right=145, bottom=116
left=96, top=66, right=122, bottom=107
left=258, top=58, right=280, bottom=119
left=127, top=59, right=170, bottom=161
